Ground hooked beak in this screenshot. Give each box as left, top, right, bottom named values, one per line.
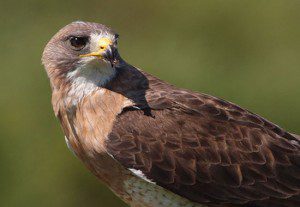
left=79, top=37, right=117, bottom=67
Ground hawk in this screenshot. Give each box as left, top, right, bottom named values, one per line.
left=42, top=21, right=300, bottom=207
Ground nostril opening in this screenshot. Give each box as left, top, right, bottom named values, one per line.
left=100, top=46, right=105, bottom=50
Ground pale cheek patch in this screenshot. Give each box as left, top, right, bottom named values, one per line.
left=65, top=59, right=116, bottom=105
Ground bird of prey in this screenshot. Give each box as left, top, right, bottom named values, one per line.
left=42, top=21, right=300, bottom=207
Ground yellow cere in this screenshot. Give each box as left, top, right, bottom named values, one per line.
left=79, top=37, right=113, bottom=58
left=98, top=38, right=112, bottom=50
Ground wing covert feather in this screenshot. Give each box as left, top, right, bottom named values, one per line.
left=106, top=72, right=300, bottom=206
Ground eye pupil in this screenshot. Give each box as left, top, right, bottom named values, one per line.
left=69, top=36, right=88, bottom=49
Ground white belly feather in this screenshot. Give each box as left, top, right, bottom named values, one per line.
left=123, top=175, right=205, bottom=207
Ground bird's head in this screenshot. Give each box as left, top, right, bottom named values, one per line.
left=42, top=21, right=121, bottom=88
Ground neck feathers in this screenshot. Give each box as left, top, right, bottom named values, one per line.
left=49, top=60, right=117, bottom=115
left=65, top=60, right=116, bottom=103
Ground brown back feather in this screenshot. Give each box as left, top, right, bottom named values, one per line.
left=106, top=66, right=300, bottom=207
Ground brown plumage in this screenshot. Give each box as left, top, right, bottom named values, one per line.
left=42, top=21, right=300, bottom=207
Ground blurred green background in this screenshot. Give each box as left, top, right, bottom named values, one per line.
left=0, top=0, right=299, bottom=206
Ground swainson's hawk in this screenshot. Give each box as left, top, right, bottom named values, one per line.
left=42, top=21, right=300, bottom=207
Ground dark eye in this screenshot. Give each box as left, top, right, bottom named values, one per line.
left=69, top=36, right=88, bottom=50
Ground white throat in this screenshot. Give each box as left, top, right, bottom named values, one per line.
left=66, top=59, right=116, bottom=104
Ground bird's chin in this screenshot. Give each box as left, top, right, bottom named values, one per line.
left=100, top=58, right=115, bottom=68
left=79, top=56, right=114, bottom=69
left=99, top=58, right=119, bottom=68
left=67, top=57, right=116, bottom=87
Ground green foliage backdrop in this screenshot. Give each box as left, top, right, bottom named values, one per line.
left=0, top=0, right=299, bottom=206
